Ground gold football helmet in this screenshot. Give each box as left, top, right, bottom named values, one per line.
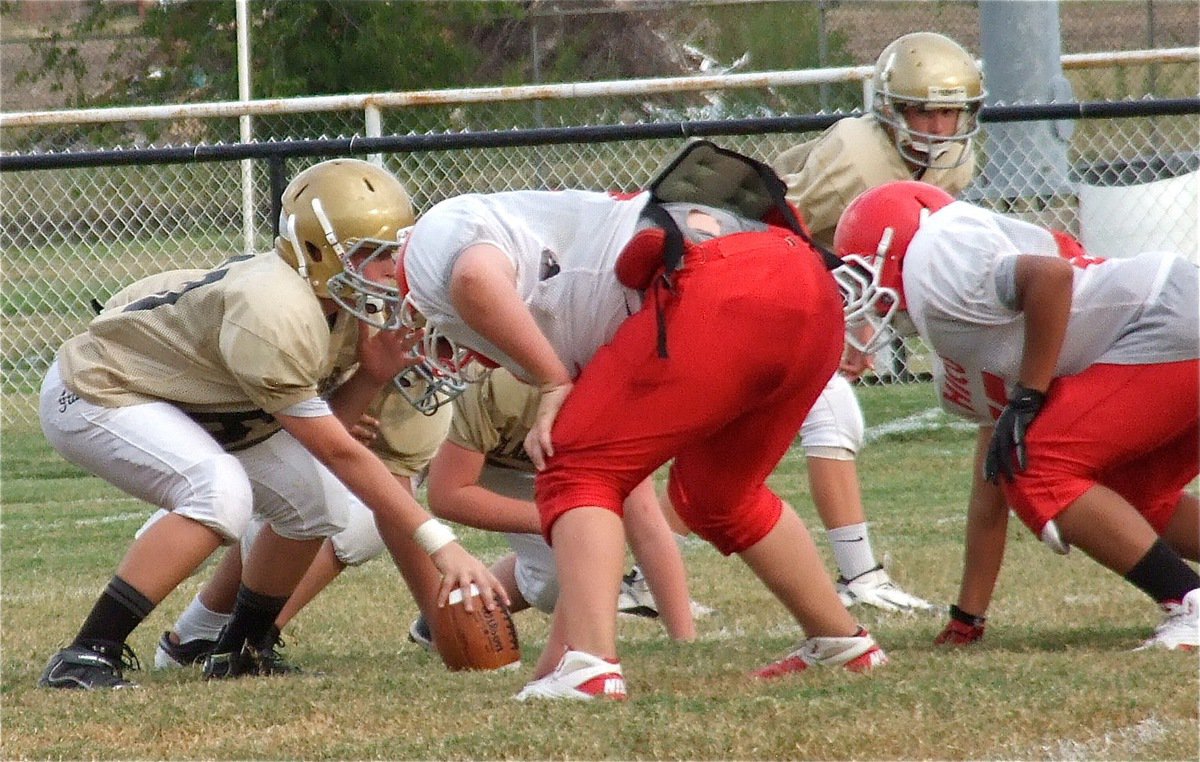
left=275, top=158, right=414, bottom=298
left=872, top=32, right=985, bottom=170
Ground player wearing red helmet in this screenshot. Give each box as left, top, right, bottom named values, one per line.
left=338, top=141, right=890, bottom=700
left=835, top=180, right=1200, bottom=651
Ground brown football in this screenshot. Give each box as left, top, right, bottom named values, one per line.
left=431, top=584, right=521, bottom=671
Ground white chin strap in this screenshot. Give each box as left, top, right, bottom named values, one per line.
left=280, top=211, right=307, bottom=281
left=310, top=197, right=350, bottom=263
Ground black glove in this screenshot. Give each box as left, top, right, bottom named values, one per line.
left=984, top=384, right=1046, bottom=484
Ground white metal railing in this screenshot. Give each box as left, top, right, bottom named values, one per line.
left=3, top=48, right=1195, bottom=129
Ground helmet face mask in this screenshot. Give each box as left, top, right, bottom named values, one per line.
left=832, top=254, right=901, bottom=355
left=872, top=32, right=985, bottom=170
left=327, top=239, right=405, bottom=330
left=832, top=180, right=955, bottom=353
left=389, top=292, right=485, bottom=415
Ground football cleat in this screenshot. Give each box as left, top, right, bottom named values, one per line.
left=408, top=615, right=434, bottom=652
left=617, top=567, right=659, bottom=618
left=203, top=628, right=297, bottom=679
left=837, top=565, right=940, bottom=614
left=514, top=650, right=627, bottom=701
left=38, top=642, right=141, bottom=690
left=1134, top=589, right=1199, bottom=652
left=154, top=631, right=217, bottom=669
left=753, top=627, right=887, bottom=679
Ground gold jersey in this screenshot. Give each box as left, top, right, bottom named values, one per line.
left=59, top=255, right=356, bottom=450
left=773, top=114, right=975, bottom=250
left=447, top=367, right=539, bottom=473
left=366, top=383, right=452, bottom=478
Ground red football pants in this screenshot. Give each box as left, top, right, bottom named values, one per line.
left=536, top=230, right=844, bottom=554
left=1005, top=360, right=1199, bottom=536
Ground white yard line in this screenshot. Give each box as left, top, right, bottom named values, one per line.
left=864, top=407, right=976, bottom=442
left=1008, top=715, right=1184, bottom=761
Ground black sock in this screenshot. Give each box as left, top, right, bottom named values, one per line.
left=73, top=576, right=155, bottom=655
left=214, top=585, right=288, bottom=653
left=1124, top=539, right=1200, bottom=604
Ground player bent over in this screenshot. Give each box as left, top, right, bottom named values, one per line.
left=834, top=180, right=1199, bottom=651
left=772, top=32, right=985, bottom=611
left=37, top=159, right=505, bottom=690
left=335, top=143, right=890, bottom=700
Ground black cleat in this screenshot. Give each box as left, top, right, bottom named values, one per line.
left=38, top=643, right=141, bottom=690
left=154, top=630, right=217, bottom=669
left=203, top=628, right=298, bottom=680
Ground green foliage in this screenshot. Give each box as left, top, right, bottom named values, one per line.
left=686, top=0, right=853, bottom=73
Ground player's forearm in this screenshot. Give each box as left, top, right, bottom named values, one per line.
left=623, top=479, right=696, bottom=641
left=283, top=414, right=433, bottom=540
left=956, top=427, right=1009, bottom=616
left=430, top=485, right=541, bottom=534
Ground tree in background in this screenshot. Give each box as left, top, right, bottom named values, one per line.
left=6, top=0, right=693, bottom=106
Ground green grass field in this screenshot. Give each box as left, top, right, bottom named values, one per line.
left=2, top=382, right=1197, bottom=760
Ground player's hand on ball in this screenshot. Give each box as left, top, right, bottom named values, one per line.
left=431, top=584, right=521, bottom=671
left=431, top=541, right=510, bottom=612
left=934, top=605, right=986, bottom=646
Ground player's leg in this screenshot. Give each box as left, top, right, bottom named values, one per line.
left=802, top=374, right=937, bottom=613
left=621, top=477, right=697, bottom=640
left=204, top=431, right=349, bottom=677
left=38, top=364, right=249, bottom=689
left=1008, top=362, right=1199, bottom=650
left=156, top=541, right=242, bottom=668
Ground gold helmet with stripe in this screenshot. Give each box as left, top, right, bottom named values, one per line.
left=275, top=158, right=414, bottom=298
left=873, top=33, right=985, bottom=170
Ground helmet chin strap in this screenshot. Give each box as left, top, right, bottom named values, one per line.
left=310, top=197, right=349, bottom=262
left=281, top=211, right=308, bottom=281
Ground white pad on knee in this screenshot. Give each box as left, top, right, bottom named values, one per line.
left=176, top=453, right=253, bottom=542
left=330, top=499, right=387, bottom=566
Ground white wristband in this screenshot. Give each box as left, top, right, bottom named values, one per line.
left=413, top=518, right=457, bottom=555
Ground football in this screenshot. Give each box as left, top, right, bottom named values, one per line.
left=431, top=584, right=521, bottom=671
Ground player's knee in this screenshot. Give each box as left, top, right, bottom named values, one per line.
left=516, top=564, right=560, bottom=614
left=535, top=467, right=625, bottom=541
left=667, top=478, right=782, bottom=555
left=330, top=501, right=386, bottom=566
left=175, top=453, right=253, bottom=541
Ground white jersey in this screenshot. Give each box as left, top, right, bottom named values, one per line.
left=402, top=190, right=648, bottom=381
left=908, top=202, right=1199, bottom=411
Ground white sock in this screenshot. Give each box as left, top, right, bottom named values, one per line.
left=173, top=595, right=232, bottom=644
left=827, top=523, right=878, bottom=581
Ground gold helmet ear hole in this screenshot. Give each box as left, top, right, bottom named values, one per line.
left=363, top=178, right=376, bottom=192
left=305, top=241, right=323, bottom=263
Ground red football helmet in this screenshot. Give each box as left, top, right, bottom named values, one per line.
left=832, top=180, right=954, bottom=353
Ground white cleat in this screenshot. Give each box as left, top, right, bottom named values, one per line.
left=753, top=627, right=888, bottom=679
left=514, top=650, right=627, bottom=701
left=837, top=565, right=940, bottom=614
left=1134, top=589, right=1199, bottom=651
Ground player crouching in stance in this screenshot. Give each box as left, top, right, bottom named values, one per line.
left=834, top=180, right=1199, bottom=651
left=37, top=159, right=506, bottom=690
left=336, top=142, right=888, bottom=700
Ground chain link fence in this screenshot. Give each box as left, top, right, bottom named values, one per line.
left=3, top=51, right=1198, bottom=428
